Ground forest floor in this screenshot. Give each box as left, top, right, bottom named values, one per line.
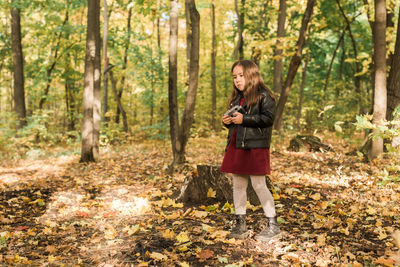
left=0, top=132, right=400, bottom=266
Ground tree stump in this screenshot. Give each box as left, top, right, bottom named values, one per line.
left=176, top=164, right=275, bottom=206
left=288, top=134, right=333, bottom=152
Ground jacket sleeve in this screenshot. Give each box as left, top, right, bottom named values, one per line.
left=241, top=94, right=275, bottom=128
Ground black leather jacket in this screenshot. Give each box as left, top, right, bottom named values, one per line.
left=224, top=89, right=275, bottom=150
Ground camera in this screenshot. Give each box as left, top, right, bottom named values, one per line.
left=224, top=105, right=244, bottom=117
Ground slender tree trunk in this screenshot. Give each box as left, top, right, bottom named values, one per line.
left=338, top=37, right=345, bottom=99
left=81, top=0, right=101, bottom=162
left=185, top=1, right=191, bottom=75
left=39, top=8, right=69, bottom=110
left=387, top=8, right=400, bottom=146
left=273, top=0, right=286, bottom=94
left=274, top=0, right=315, bottom=131
left=157, top=6, right=165, bottom=122
left=116, top=7, right=132, bottom=125
left=233, top=0, right=244, bottom=60
left=322, top=29, right=345, bottom=108
left=102, top=0, right=109, bottom=123
left=11, top=1, right=26, bottom=129
left=362, top=0, right=375, bottom=112
left=336, top=0, right=363, bottom=114
left=211, top=2, right=217, bottom=130
left=109, top=69, right=128, bottom=132
left=175, top=0, right=200, bottom=164
left=168, top=0, right=180, bottom=164
left=369, top=0, right=387, bottom=159
left=296, top=37, right=310, bottom=130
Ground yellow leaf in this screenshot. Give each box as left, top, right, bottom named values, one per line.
left=316, top=233, right=326, bottom=247
left=150, top=252, right=167, bottom=261
left=339, top=227, right=350, bottom=236
left=272, top=193, right=280, bottom=200
left=202, top=224, right=216, bottom=233
left=207, top=188, right=216, bottom=198
left=179, top=262, right=190, bottom=267
left=123, top=224, right=140, bottom=235
left=366, top=206, right=377, bottom=215
left=176, top=231, right=190, bottom=243
left=105, top=228, right=117, bottom=240
left=48, top=255, right=57, bottom=263
left=191, top=210, right=208, bottom=218
left=319, top=201, right=329, bottom=210
left=162, top=229, right=175, bottom=239
left=210, top=230, right=230, bottom=239
left=165, top=212, right=180, bottom=220
left=310, top=193, right=321, bottom=201
left=378, top=231, right=388, bottom=240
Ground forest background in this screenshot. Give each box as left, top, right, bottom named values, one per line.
left=1, top=0, right=399, bottom=161
left=1, top=0, right=400, bottom=265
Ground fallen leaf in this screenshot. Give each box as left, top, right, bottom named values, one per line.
left=103, top=211, right=118, bottom=218
left=207, top=188, right=216, bottom=198
left=191, top=210, right=208, bottom=218
left=310, top=193, right=321, bottom=201
left=150, top=252, right=167, bottom=261
left=14, top=226, right=29, bottom=231
left=176, top=231, right=190, bottom=243
left=375, top=257, right=395, bottom=266
left=162, top=229, right=175, bottom=239
left=46, top=245, right=57, bottom=254
left=198, top=249, right=213, bottom=260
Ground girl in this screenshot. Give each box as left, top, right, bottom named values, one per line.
left=220, top=60, right=279, bottom=241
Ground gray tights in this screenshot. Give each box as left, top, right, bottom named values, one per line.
left=232, top=174, right=276, bottom=217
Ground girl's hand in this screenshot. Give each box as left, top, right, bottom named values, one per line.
left=231, top=112, right=243, bottom=124
left=222, top=115, right=232, bottom=124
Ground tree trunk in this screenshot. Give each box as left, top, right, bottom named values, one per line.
left=81, top=0, right=101, bottom=162
left=116, top=7, right=132, bottom=125
left=336, top=0, right=363, bottom=114
left=11, top=1, right=26, bottom=129
left=274, top=0, right=315, bottom=131
left=362, top=0, right=375, bottom=112
left=109, top=69, right=128, bottom=133
left=177, top=165, right=275, bottom=206
left=168, top=0, right=181, bottom=164
left=211, top=2, right=217, bottom=130
left=185, top=1, right=191, bottom=76
left=322, top=29, right=345, bottom=108
left=387, top=7, right=400, bottom=146
left=296, top=37, right=310, bottom=130
left=102, top=0, right=109, bottom=123
left=369, top=0, right=387, bottom=159
left=39, top=8, right=69, bottom=110
left=233, top=0, right=244, bottom=60
left=174, top=0, right=200, bottom=165
left=273, top=0, right=286, bottom=94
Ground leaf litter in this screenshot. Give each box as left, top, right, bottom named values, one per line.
left=0, top=135, right=399, bottom=266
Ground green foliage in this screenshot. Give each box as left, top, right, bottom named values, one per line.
left=355, top=108, right=400, bottom=153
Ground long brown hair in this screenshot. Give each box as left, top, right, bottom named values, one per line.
left=227, top=60, right=275, bottom=109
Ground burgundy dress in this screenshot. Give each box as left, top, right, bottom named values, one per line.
left=220, top=98, right=271, bottom=176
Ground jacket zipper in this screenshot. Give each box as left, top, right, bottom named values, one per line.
left=241, top=106, right=250, bottom=148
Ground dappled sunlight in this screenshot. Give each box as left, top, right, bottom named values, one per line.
left=40, top=186, right=152, bottom=223
left=0, top=155, right=78, bottom=188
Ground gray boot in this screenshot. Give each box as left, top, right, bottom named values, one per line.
left=256, top=216, right=280, bottom=242
left=229, top=214, right=248, bottom=239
